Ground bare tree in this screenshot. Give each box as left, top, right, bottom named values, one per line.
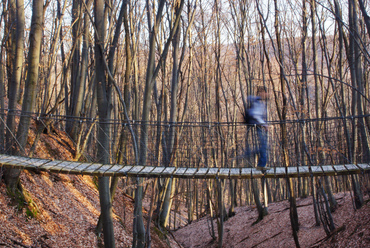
left=4, top=0, right=44, bottom=194
left=158, top=0, right=185, bottom=229
left=94, top=0, right=115, bottom=247
left=5, top=0, right=24, bottom=155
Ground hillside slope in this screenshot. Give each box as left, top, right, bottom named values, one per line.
left=0, top=170, right=184, bottom=247
left=172, top=192, right=370, bottom=248
left=0, top=124, right=178, bottom=247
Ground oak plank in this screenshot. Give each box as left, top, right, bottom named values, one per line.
left=205, top=168, right=219, bottom=179
left=127, top=166, right=145, bottom=176
left=274, top=167, right=286, bottom=177
left=138, top=166, right=156, bottom=177
left=183, top=168, right=198, bottom=178
left=357, top=163, right=370, bottom=172
left=218, top=168, right=230, bottom=179
left=194, top=168, right=209, bottom=178
left=297, top=166, right=310, bottom=176
left=149, top=167, right=166, bottom=177
left=41, top=160, right=66, bottom=171
left=81, top=163, right=103, bottom=175
left=161, top=167, right=176, bottom=177
left=310, top=166, right=323, bottom=175
left=173, top=167, right=187, bottom=177
left=241, top=168, right=253, bottom=179
left=229, top=168, right=241, bottom=179
left=287, top=167, right=298, bottom=176
left=344, top=164, right=361, bottom=173
left=332, top=165, right=347, bottom=175
left=116, top=165, right=134, bottom=176
left=96, top=164, right=115, bottom=176
left=69, top=162, right=95, bottom=174
left=320, top=165, right=336, bottom=176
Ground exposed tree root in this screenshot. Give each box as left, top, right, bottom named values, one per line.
left=251, top=231, right=283, bottom=248
left=310, top=225, right=346, bottom=248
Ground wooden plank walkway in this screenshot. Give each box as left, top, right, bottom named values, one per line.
left=0, top=154, right=369, bottom=179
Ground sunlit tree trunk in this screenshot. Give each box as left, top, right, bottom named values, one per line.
left=95, top=0, right=128, bottom=235
left=158, top=0, right=183, bottom=228
left=134, top=0, right=167, bottom=246
left=4, top=0, right=43, bottom=193
left=5, top=0, right=24, bottom=154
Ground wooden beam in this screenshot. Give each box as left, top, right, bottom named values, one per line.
left=0, top=154, right=369, bottom=179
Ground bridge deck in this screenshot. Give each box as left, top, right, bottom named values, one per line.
left=0, top=154, right=369, bottom=179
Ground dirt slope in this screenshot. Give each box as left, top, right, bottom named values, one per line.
left=172, top=193, right=370, bottom=248
left=0, top=125, right=178, bottom=248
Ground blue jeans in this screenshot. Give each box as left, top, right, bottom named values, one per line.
left=244, top=126, right=268, bottom=167
left=257, top=126, right=268, bottom=167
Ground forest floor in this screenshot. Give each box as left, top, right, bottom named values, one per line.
left=1, top=170, right=369, bottom=248
left=172, top=192, right=370, bottom=248
left=0, top=123, right=369, bottom=247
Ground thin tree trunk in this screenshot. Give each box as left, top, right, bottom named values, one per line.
left=358, top=0, right=370, bottom=39
left=252, top=178, right=266, bottom=222
left=0, top=29, right=5, bottom=151
left=273, top=0, right=299, bottom=246
left=94, top=0, right=115, bottom=247
left=351, top=174, right=364, bottom=209
left=217, top=178, right=224, bottom=248
left=133, top=1, right=167, bottom=246
left=158, top=0, right=183, bottom=228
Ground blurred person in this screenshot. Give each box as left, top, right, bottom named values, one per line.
left=243, top=86, right=270, bottom=171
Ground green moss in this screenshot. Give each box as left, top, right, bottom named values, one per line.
left=93, top=176, right=99, bottom=190
left=6, top=186, right=39, bottom=219
left=25, top=198, right=39, bottom=219
left=6, top=186, right=25, bottom=211
left=153, top=226, right=168, bottom=240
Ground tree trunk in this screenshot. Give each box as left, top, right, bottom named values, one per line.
left=311, top=176, right=321, bottom=226
left=6, top=0, right=24, bottom=154
left=133, top=1, right=167, bottom=246
left=252, top=178, right=266, bottom=222
left=5, top=0, right=16, bottom=99
left=68, top=0, right=83, bottom=140
left=158, top=1, right=182, bottom=228
left=217, top=178, right=224, bottom=248
left=158, top=178, right=175, bottom=228
left=351, top=174, right=364, bottom=209
left=94, top=0, right=115, bottom=247
left=4, top=0, right=43, bottom=192
left=0, top=46, right=4, bottom=152
left=358, top=0, right=370, bottom=39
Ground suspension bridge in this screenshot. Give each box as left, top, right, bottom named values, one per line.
left=0, top=153, right=369, bottom=179
left=1, top=111, right=369, bottom=248
left=0, top=111, right=369, bottom=179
